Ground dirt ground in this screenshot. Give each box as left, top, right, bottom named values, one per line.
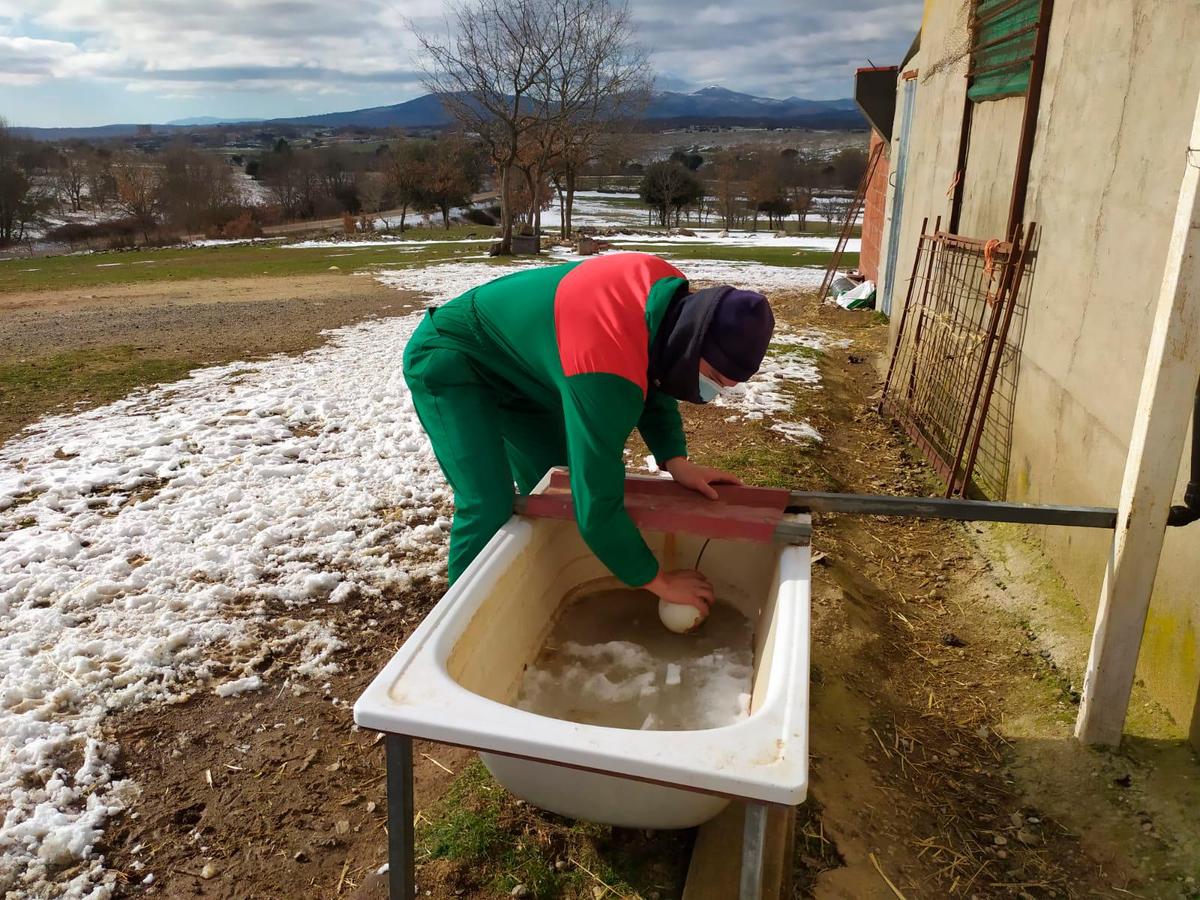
left=20, top=281, right=1200, bottom=898
left=0, top=274, right=410, bottom=443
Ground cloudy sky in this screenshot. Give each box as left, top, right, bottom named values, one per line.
left=0, top=1, right=921, bottom=128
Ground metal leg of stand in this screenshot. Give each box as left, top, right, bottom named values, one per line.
left=385, top=735, right=415, bottom=900
left=740, top=802, right=768, bottom=900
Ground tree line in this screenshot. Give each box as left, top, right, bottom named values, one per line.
left=640, top=146, right=869, bottom=230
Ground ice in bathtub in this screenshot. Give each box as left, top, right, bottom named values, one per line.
left=514, top=587, right=755, bottom=731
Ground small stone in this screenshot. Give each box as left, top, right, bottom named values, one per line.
left=996, top=849, right=1008, bottom=859
left=366, top=801, right=377, bottom=814
left=1026, top=816, right=1040, bottom=824
left=993, top=835, right=1008, bottom=846
left=554, top=860, right=567, bottom=871
left=1016, top=828, right=1038, bottom=845
left=1141, top=822, right=1154, bottom=833
left=511, top=885, right=530, bottom=898
left=294, top=851, right=307, bottom=862
left=1010, top=812, right=1024, bottom=827
left=335, top=819, right=350, bottom=835
left=200, top=863, right=217, bottom=879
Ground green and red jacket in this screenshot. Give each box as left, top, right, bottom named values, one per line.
left=433, top=252, right=690, bottom=586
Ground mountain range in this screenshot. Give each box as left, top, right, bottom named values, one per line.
left=17, top=86, right=865, bottom=140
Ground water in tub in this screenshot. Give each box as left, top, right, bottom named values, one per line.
left=514, top=588, right=754, bottom=731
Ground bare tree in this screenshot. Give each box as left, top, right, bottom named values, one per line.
left=0, top=118, right=50, bottom=245
left=413, top=0, right=647, bottom=254
left=112, top=154, right=161, bottom=243
left=55, top=148, right=88, bottom=212
left=384, top=139, right=430, bottom=232
left=86, top=151, right=116, bottom=211
left=158, top=143, right=238, bottom=233
left=414, top=0, right=558, bottom=254
left=520, top=0, right=650, bottom=244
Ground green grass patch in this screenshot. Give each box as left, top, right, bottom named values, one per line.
left=418, top=761, right=689, bottom=898
left=0, top=347, right=196, bottom=405
left=0, top=237, right=493, bottom=293
left=0, top=347, right=199, bottom=443
left=709, top=441, right=807, bottom=488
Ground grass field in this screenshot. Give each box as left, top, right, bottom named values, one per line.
left=0, top=237, right=492, bottom=293
left=1, top=230, right=856, bottom=294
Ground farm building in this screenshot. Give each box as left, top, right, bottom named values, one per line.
left=862, top=0, right=1200, bottom=747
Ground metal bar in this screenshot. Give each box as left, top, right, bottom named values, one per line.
left=880, top=216, right=930, bottom=400
left=385, top=735, right=416, bottom=900
left=906, top=216, right=943, bottom=403
left=933, top=232, right=1013, bottom=254
left=945, top=223, right=1024, bottom=496
left=785, top=489, right=1117, bottom=529
left=740, top=803, right=769, bottom=900
left=948, top=87, right=975, bottom=233
left=817, top=141, right=884, bottom=301
left=1007, top=0, right=1054, bottom=238
left=958, top=223, right=1036, bottom=495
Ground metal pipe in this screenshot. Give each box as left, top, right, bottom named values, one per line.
left=1168, top=375, right=1200, bottom=526
left=386, top=735, right=416, bottom=900
left=785, top=490, right=1117, bottom=529
left=739, top=804, right=769, bottom=900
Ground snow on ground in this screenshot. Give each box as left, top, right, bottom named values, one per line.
left=376, top=253, right=825, bottom=306
left=282, top=236, right=488, bottom=250
left=606, top=230, right=857, bottom=251
left=186, top=237, right=285, bottom=248
left=0, top=315, right=451, bottom=897
left=711, top=327, right=833, bottom=443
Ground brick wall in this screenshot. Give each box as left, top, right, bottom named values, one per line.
left=859, top=131, right=889, bottom=283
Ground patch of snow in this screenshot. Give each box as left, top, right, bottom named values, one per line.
left=713, top=327, right=834, bottom=443
left=214, top=675, right=262, bottom=697
left=606, top=230, right=858, bottom=251
left=0, top=313, right=451, bottom=895
left=186, top=238, right=283, bottom=248
left=283, top=237, right=488, bottom=250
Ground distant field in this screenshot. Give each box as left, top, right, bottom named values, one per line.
left=0, top=236, right=491, bottom=293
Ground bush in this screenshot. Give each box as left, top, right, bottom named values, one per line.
left=463, top=207, right=497, bottom=226
left=45, top=218, right=140, bottom=248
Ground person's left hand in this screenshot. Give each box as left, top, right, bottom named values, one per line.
left=663, top=457, right=743, bottom=500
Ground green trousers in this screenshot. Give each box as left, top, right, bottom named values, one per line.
left=403, top=313, right=568, bottom=583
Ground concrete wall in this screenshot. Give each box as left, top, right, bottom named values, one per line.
left=859, top=131, right=891, bottom=283
left=885, top=0, right=1200, bottom=737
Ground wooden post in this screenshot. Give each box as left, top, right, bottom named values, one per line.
left=1075, top=87, right=1200, bottom=746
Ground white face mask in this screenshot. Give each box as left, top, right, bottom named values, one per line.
left=698, top=372, right=724, bottom=404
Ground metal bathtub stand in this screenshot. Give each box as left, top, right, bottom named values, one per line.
left=383, top=731, right=780, bottom=900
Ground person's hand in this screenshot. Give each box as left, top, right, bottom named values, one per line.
left=662, top=457, right=743, bottom=500
left=644, top=569, right=714, bottom=614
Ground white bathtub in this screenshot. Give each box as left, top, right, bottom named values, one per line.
left=354, top=508, right=811, bottom=830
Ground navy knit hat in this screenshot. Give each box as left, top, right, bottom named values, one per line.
left=701, top=288, right=775, bottom=382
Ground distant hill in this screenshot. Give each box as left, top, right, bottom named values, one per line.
left=14, top=86, right=866, bottom=140
left=271, top=86, right=865, bottom=130
left=166, top=115, right=263, bottom=126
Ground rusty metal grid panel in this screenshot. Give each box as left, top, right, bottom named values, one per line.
left=881, top=225, right=1034, bottom=498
